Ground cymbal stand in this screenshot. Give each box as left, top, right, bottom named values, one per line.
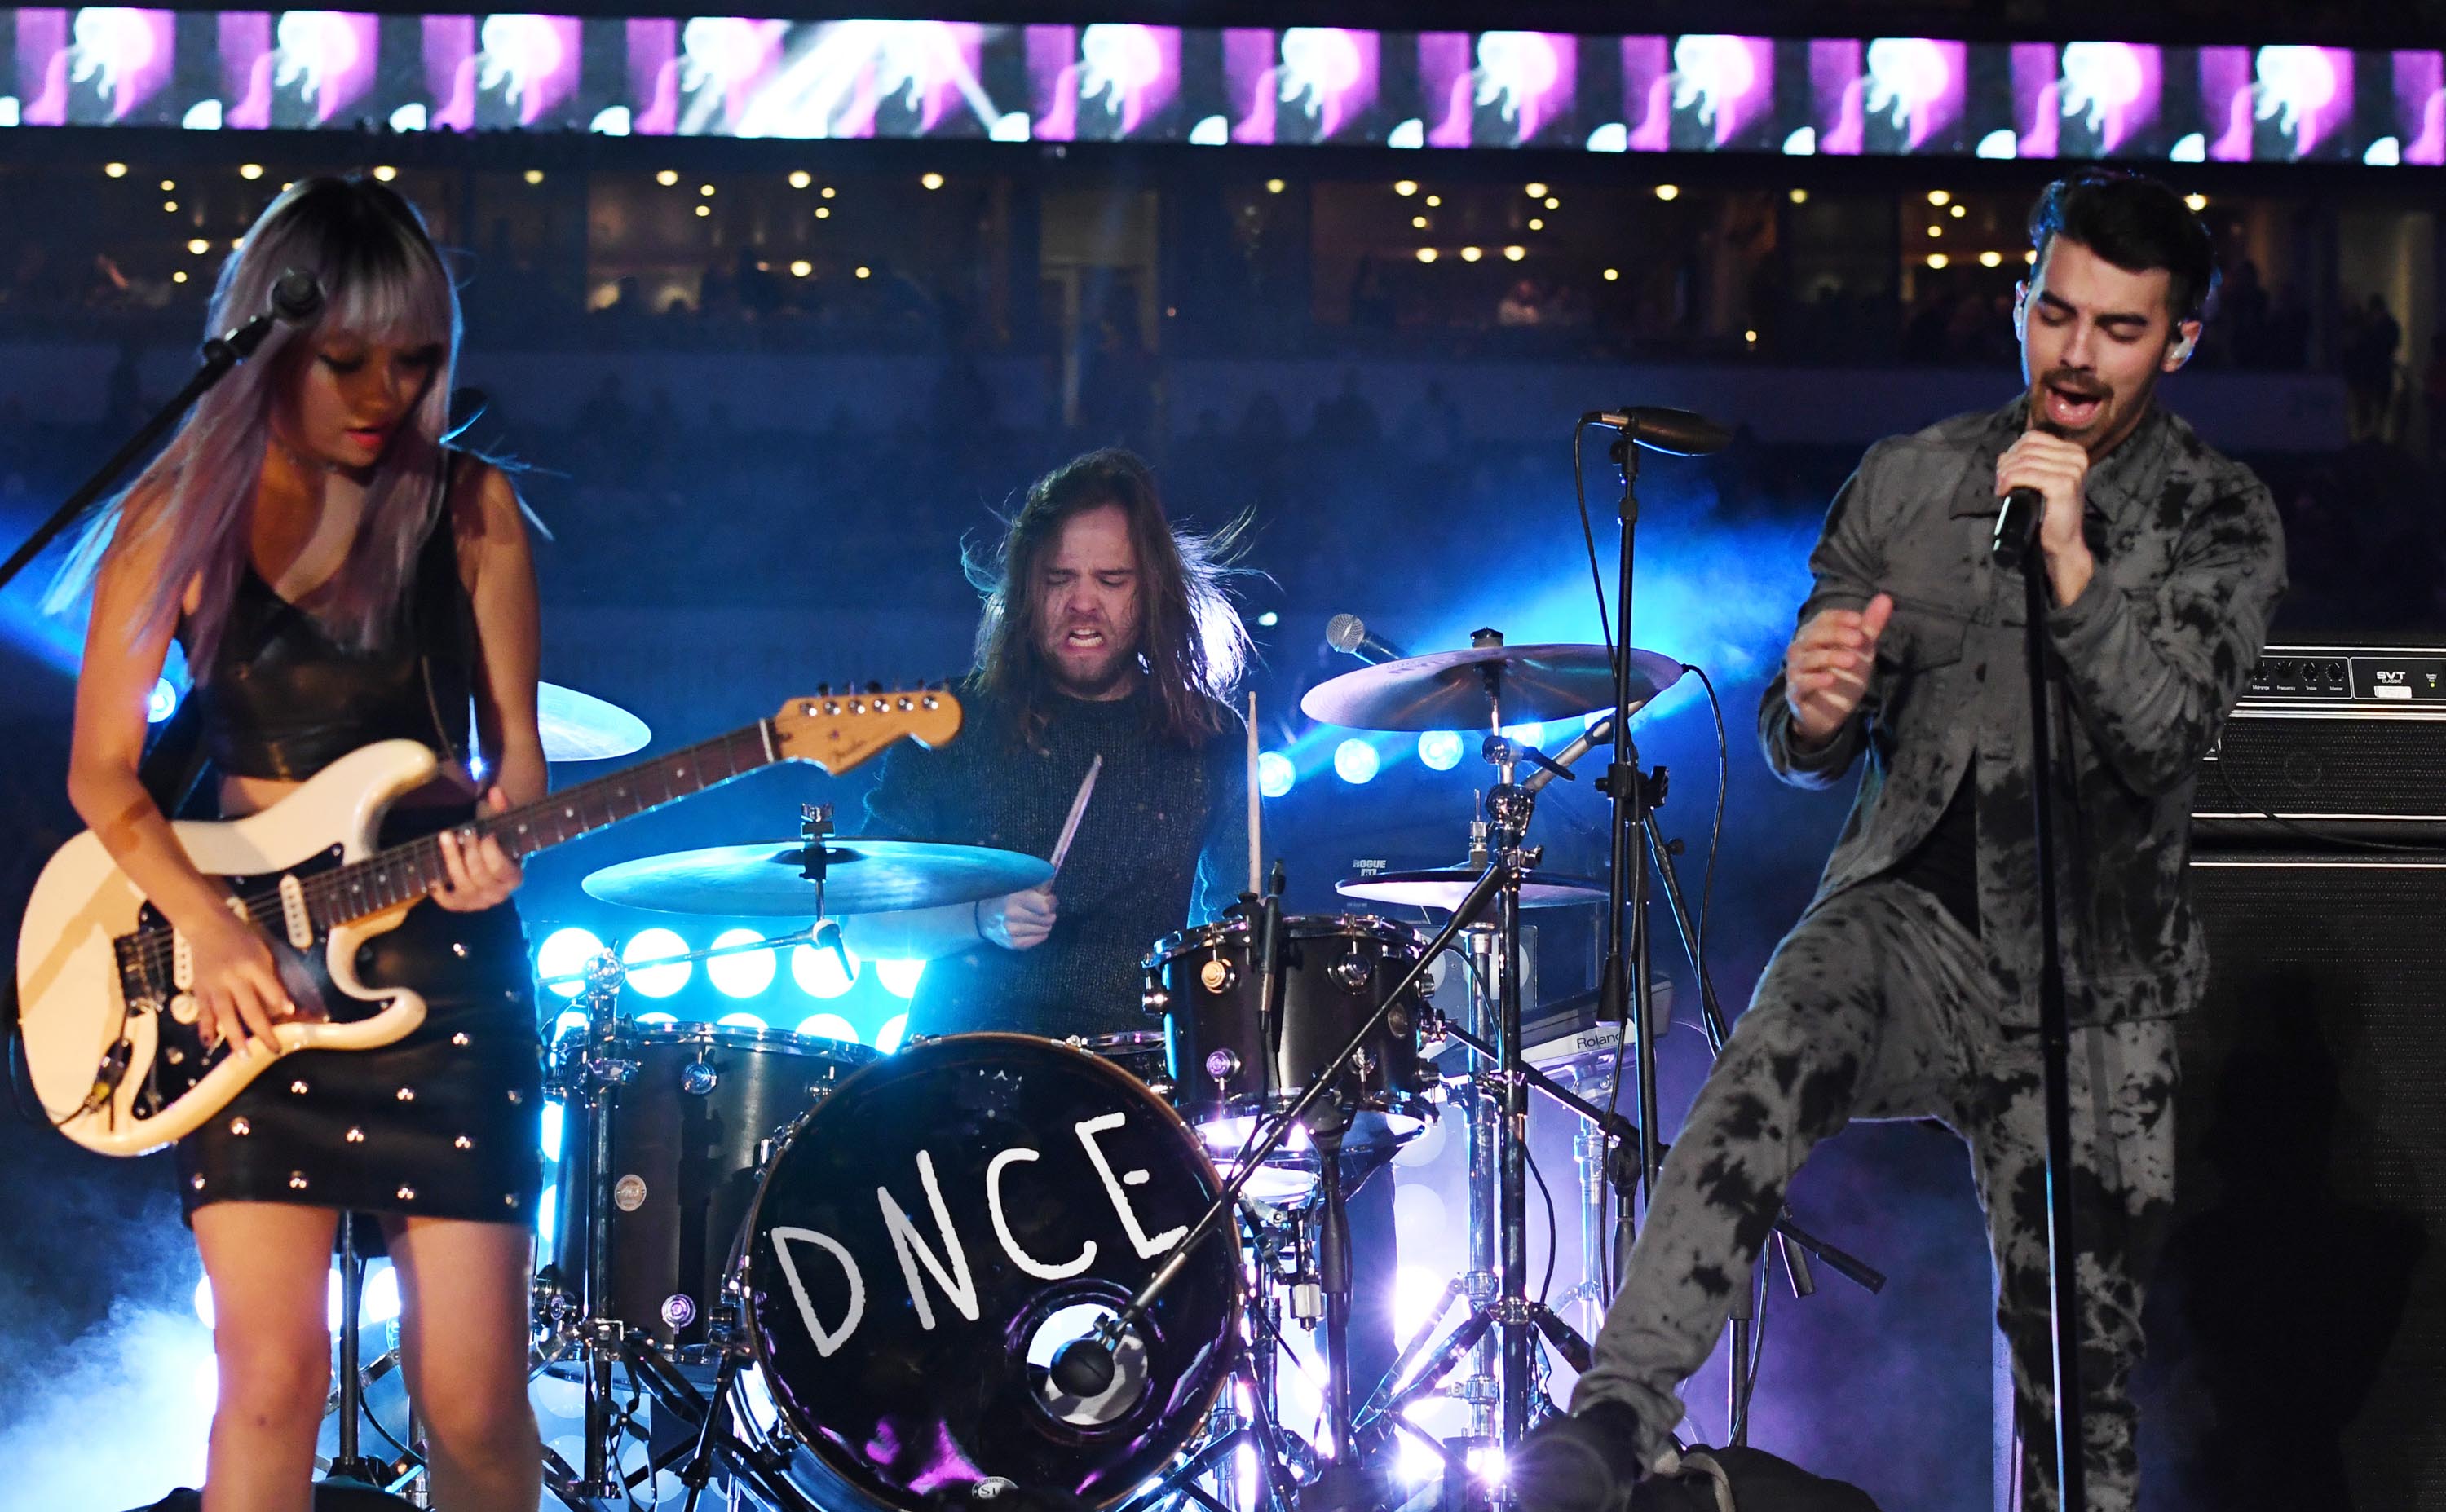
left=322, top=1215, right=420, bottom=1506
left=551, top=947, right=638, bottom=1504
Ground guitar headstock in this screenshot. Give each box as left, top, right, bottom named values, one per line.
left=770, top=687, right=963, bottom=775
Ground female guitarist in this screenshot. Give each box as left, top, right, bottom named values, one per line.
left=57, top=177, right=543, bottom=1510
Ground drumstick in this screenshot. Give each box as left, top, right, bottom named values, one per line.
left=1247, top=692, right=1261, bottom=896
left=1049, top=755, right=1101, bottom=876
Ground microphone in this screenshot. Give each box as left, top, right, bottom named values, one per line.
left=1049, top=1325, right=1120, bottom=1396
left=1521, top=713, right=1615, bottom=796
left=1325, top=613, right=1410, bottom=665
left=1993, top=487, right=2042, bottom=570
left=1581, top=406, right=1732, bottom=456
left=269, top=267, right=325, bottom=324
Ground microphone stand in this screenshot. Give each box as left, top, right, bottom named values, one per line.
left=1597, top=431, right=1664, bottom=1199
left=0, top=310, right=287, bottom=595
left=2007, top=539, right=2087, bottom=1510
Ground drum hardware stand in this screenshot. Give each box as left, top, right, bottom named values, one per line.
left=320, top=1215, right=422, bottom=1508
left=1054, top=856, right=1518, bottom=1501
left=651, top=1299, right=821, bottom=1512
left=547, top=946, right=642, bottom=1504
left=797, top=804, right=854, bottom=976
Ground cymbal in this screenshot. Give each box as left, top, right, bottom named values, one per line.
left=583, top=840, right=1052, bottom=917
left=536, top=681, right=651, bottom=762
left=1300, top=643, right=1682, bottom=733
left=1338, top=867, right=1610, bottom=912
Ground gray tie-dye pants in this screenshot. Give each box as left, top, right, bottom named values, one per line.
left=1570, top=878, right=2178, bottom=1512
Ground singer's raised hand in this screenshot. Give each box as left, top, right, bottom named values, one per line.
left=1784, top=593, right=1894, bottom=745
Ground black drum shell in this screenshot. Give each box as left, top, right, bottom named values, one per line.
left=739, top=1034, right=1238, bottom=1511
left=1146, top=914, right=1430, bottom=1135
left=550, top=1021, right=873, bottom=1360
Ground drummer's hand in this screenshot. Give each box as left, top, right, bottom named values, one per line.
left=980, top=886, right=1057, bottom=950
left=431, top=788, right=523, bottom=913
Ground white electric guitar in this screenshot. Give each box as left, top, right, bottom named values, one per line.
left=15, top=688, right=960, bottom=1157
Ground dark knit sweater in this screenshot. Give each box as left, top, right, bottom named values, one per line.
left=858, top=682, right=1250, bottom=1041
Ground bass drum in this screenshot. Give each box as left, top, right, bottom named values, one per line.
left=740, top=1034, right=1238, bottom=1510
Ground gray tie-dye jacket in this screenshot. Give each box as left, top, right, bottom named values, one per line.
left=1759, top=396, right=2287, bottom=1027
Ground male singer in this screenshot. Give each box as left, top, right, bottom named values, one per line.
left=1516, top=170, right=2286, bottom=1511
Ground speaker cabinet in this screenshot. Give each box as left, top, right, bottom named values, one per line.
left=2139, top=853, right=2446, bottom=1510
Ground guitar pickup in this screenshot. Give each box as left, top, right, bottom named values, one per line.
left=278, top=874, right=311, bottom=949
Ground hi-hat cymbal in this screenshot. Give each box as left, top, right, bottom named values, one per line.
left=1300, top=643, right=1682, bottom=733
left=582, top=840, right=1051, bottom=917
left=536, top=681, right=651, bottom=762
left=1337, top=866, right=1610, bottom=912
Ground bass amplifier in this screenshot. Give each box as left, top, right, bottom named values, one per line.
left=2192, top=642, right=2446, bottom=847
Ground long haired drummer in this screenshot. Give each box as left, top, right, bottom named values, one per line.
left=842, top=447, right=1252, bottom=1040
left=53, top=178, right=545, bottom=1512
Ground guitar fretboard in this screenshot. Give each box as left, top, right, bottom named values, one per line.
left=298, top=722, right=776, bottom=930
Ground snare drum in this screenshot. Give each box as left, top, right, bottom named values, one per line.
left=738, top=1034, right=1238, bottom=1510
left=1145, top=912, right=1433, bottom=1176
left=549, top=1021, right=875, bottom=1361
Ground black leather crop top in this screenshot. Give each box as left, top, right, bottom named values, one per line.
left=179, top=465, right=478, bottom=783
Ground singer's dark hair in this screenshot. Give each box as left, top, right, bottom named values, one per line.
left=46, top=174, right=461, bottom=677
left=965, top=447, right=1250, bottom=749
left=2028, top=168, right=2219, bottom=324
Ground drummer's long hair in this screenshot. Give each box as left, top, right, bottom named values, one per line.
left=966, top=447, right=1251, bottom=748
left=48, top=175, right=461, bottom=678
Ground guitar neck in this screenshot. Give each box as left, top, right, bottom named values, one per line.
left=303, top=721, right=779, bottom=931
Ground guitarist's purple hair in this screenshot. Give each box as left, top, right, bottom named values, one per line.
left=48, top=175, right=461, bottom=678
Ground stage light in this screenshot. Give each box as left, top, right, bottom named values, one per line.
left=146, top=677, right=180, bottom=723
left=795, top=1012, right=859, bottom=1044
left=2184, top=192, right=2208, bottom=211
left=1927, top=253, right=1949, bottom=269
left=104, top=162, right=128, bottom=178
left=535, top=927, right=604, bottom=998
left=1265, top=178, right=1285, bottom=193
left=161, top=179, right=175, bottom=191
left=790, top=259, right=811, bottom=277
left=1746, top=328, right=1758, bottom=343
left=162, top=201, right=177, bottom=213
left=1334, top=739, right=1380, bottom=785
left=1256, top=610, right=1279, bottom=627
left=1980, top=250, right=2003, bottom=267
left=695, top=205, right=711, bottom=218
left=854, top=266, right=871, bottom=279
left=372, top=165, right=396, bottom=183
left=541, top=1102, right=563, bottom=1162
left=362, top=1263, right=400, bottom=1325
left=1542, top=196, right=1559, bottom=209
left=523, top=170, right=545, bottom=184
left=815, top=206, right=831, bottom=218
left=1424, top=194, right=1441, bottom=206
left=708, top=927, right=777, bottom=998
left=1393, top=179, right=1418, bottom=196
left=194, top=1276, right=215, bottom=1327
left=921, top=172, right=944, bottom=190
left=2024, top=249, right=2036, bottom=263
left=185, top=238, right=210, bottom=255
left=699, top=183, right=715, bottom=196
left=172, top=271, right=188, bottom=284
left=1417, top=731, right=1464, bottom=771
left=1927, top=225, right=1943, bottom=237
left=784, top=170, right=810, bottom=189
left=876, top=1013, right=909, bottom=1053
left=1503, top=245, right=1525, bottom=261
left=1525, top=181, right=1548, bottom=197
left=537, top=1187, right=558, bottom=1253
left=875, top=959, right=925, bottom=998
left=239, top=163, right=263, bottom=179
left=634, top=1012, right=677, bottom=1025
left=1411, top=214, right=1428, bottom=229
left=656, top=169, right=679, bottom=186
left=1528, top=217, right=1543, bottom=230
left=717, top=1012, right=766, bottom=1029
left=1257, top=752, right=1296, bottom=797
left=1653, top=184, right=1679, bottom=201
left=1949, top=203, right=1966, bottom=218
left=1461, top=246, right=1481, bottom=262
left=551, top=1008, right=585, bottom=1042
left=1603, top=267, right=1619, bottom=280
left=1788, top=187, right=1808, bottom=203
left=620, top=928, right=692, bottom=998
left=1927, top=189, right=1951, bottom=205
left=1416, top=248, right=1437, bottom=263
left=822, top=185, right=837, bottom=199
left=791, top=941, right=858, bottom=998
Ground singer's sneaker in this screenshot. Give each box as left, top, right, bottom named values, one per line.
left=1511, top=1400, right=1647, bottom=1512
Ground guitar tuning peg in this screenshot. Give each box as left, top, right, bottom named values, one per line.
left=815, top=681, right=831, bottom=696
left=864, top=680, right=883, bottom=694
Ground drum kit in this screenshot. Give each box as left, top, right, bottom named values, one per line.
left=316, top=619, right=1879, bottom=1512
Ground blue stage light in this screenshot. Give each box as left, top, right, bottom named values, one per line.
left=535, top=927, right=604, bottom=999
left=1417, top=730, right=1464, bottom=771
left=790, top=941, right=857, bottom=999
left=1501, top=720, right=1547, bottom=747
left=1333, top=738, right=1380, bottom=785
left=876, top=1012, right=909, bottom=1053
left=874, top=959, right=925, bottom=998
left=717, top=1011, right=767, bottom=1029
left=795, top=1012, right=859, bottom=1044
left=620, top=928, right=692, bottom=998
left=541, top=1102, right=563, bottom=1162
left=147, top=677, right=179, bottom=723
left=1257, top=751, right=1295, bottom=798
left=706, top=927, right=776, bottom=998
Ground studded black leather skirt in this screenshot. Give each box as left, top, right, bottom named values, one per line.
left=176, top=894, right=544, bottom=1225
